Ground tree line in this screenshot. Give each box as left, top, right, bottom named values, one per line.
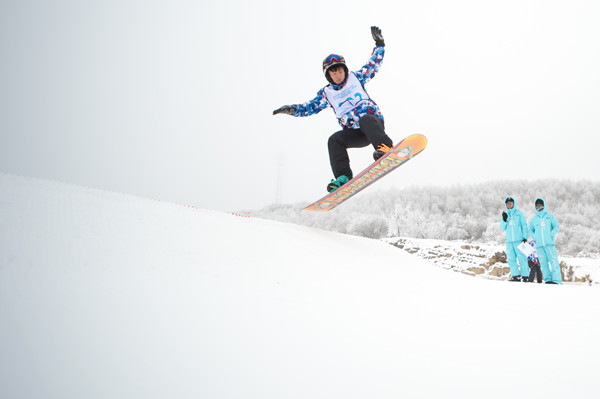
left=245, top=179, right=600, bottom=257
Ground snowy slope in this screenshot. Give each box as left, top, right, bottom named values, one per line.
left=1, top=173, right=599, bottom=399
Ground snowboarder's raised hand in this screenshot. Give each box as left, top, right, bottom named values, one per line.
left=502, top=212, right=508, bottom=222
left=273, top=105, right=297, bottom=116
left=371, top=26, right=385, bottom=47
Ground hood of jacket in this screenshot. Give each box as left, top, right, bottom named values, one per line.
left=535, top=197, right=547, bottom=217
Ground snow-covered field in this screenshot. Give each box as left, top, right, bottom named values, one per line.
left=1, top=174, right=599, bottom=399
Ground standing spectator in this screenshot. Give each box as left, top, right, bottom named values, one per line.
left=529, top=198, right=562, bottom=284
left=500, top=197, right=529, bottom=281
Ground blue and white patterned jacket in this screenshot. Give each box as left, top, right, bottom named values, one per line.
left=293, top=46, right=385, bottom=129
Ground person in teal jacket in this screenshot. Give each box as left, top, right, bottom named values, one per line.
left=500, top=197, right=529, bottom=281
left=529, top=198, right=562, bottom=284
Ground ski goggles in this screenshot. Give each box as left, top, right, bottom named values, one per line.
left=323, top=54, right=345, bottom=71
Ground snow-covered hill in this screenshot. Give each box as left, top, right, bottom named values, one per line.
left=1, top=174, right=599, bottom=399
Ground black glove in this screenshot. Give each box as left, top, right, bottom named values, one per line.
left=273, top=105, right=297, bottom=116
left=371, top=26, right=385, bottom=47
left=522, top=239, right=527, bottom=243
left=502, top=212, right=508, bottom=222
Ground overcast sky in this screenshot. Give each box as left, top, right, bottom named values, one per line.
left=1, top=0, right=599, bottom=212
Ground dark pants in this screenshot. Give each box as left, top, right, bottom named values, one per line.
left=528, top=260, right=543, bottom=283
left=328, top=115, right=393, bottom=179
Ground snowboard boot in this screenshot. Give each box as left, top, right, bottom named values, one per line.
left=326, top=175, right=350, bottom=193
left=521, top=276, right=529, bottom=282
left=509, top=275, right=521, bottom=282
left=373, top=143, right=393, bottom=161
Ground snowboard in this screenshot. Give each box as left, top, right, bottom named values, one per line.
left=303, top=134, right=428, bottom=212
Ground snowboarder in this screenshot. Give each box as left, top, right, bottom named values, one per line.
left=529, top=198, right=562, bottom=284
left=500, top=197, right=529, bottom=281
left=273, top=26, right=394, bottom=193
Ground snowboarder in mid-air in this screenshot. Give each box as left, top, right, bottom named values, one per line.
left=273, top=26, right=393, bottom=193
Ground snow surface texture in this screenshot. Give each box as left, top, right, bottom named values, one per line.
left=1, top=173, right=599, bottom=399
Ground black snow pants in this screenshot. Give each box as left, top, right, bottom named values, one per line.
left=528, top=260, right=543, bottom=283
left=327, top=114, right=393, bottom=179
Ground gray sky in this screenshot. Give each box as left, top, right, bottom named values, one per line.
left=2, top=0, right=600, bottom=212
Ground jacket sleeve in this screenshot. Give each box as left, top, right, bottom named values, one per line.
left=529, top=219, right=536, bottom=237
left=500, top=220, right=507, bottom=231
left=354, top=46, right=385, bottom=85
left=293, top=88, right=330, bottom=117
left=551, top=214, right=560, bottom=238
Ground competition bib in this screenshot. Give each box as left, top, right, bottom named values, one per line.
left=323, top=72, right=371, bottom=119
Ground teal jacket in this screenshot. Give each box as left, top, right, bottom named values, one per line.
left=500, top=197, right=528, bottom=243
left=529, top=198, right=559, bottom=247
